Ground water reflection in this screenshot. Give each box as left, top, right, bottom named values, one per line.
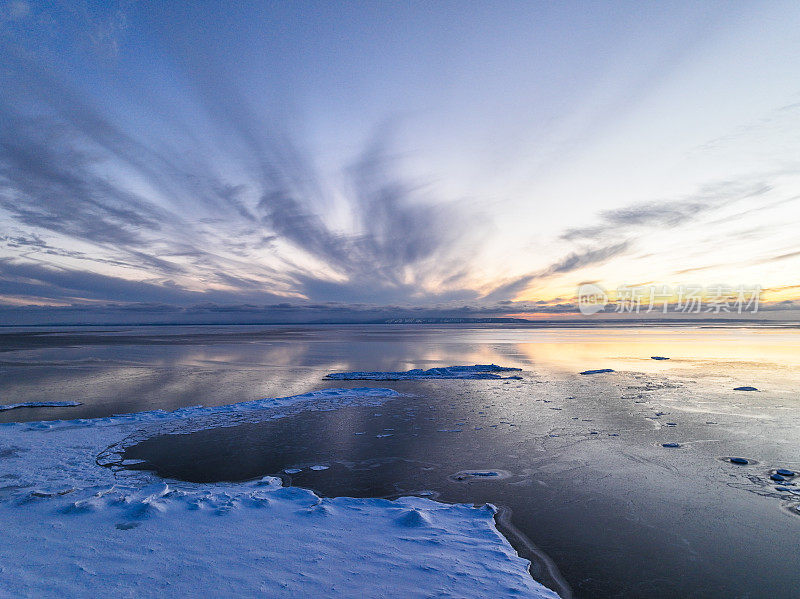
left=1, top=325, right=799, bottom=423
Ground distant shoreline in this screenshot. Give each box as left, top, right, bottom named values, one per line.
left=0, top=319, right=798, bottom=328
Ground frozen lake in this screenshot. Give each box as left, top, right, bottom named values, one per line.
left=1, top=324, right=799, bottom=597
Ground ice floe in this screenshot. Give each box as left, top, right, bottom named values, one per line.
left=325, top=364, right=523, bottom=380
left=0, top=387, right=558, bottom=598
left=0, top=401, right=82, bottom=411
left=451, top=470, right=512, bottom=482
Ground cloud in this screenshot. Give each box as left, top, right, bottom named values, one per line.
left=5, top=1, right=30, bottom=21
left=1, top=294, right=797, bottom=327
left=0, top=259, right=290, bottom=305
left=562, top=180, right=772, bottom=241
left=255, top=134, right=483, bottom=298
left=543, top=242, right=630, bottom=275
left=482, top=241, right=630, bottom=301
left=0, top=116, right=166, bottom=245
left=0, top=297, right=580, bottom=327
left=1, top=1, right=134, bottom=56
left=0, top=44, right=487, bottom=308
left=754, top=249, right=800, bottom=264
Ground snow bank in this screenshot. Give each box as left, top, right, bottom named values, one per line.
left=326, top=364, right=523, bottom=380
left=0, top=388, right=559, bottom=598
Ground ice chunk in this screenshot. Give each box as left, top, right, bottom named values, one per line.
left=733, top=386, right=758, bottom=391
left=255, top=476, right=282, bottom=488
left=30, top=487, right=75, bottom=498
left=451, top=470, right=511, bottom=481
left=579, top=369, right=615, bottom=375
left=0, top=401, right=81, bottom=411
left=325, top=364, right=522, bottom=380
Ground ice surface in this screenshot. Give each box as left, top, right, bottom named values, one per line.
left=0, top=388, right=558, bottom=599
left=0, top=401, right=81, bottom=411
left=325, top=364, right=523, bottom=380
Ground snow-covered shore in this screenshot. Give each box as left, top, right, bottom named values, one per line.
left=0, top=388, right=559, bottom=598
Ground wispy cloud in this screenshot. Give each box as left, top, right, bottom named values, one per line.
left=483, top=241, right=630, bottom=301
left=561, top=180, right=772, bottom=241
left=0, top=45, right=486, bottom=308
left=753, top=249, right=800, bottom=264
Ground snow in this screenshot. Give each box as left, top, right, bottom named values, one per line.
left=325, top=364, right=523, bottom=380
left=0, top=388, right=559, bottom=598
left=0, top=401, right=82, bottom=411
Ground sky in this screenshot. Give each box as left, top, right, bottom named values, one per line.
left=1, top=1, right=800, bottom=324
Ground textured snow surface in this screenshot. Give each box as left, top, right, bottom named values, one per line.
left=326, top=364, right=523, bottom=380
left=0, top=388, right=558, bottom=598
